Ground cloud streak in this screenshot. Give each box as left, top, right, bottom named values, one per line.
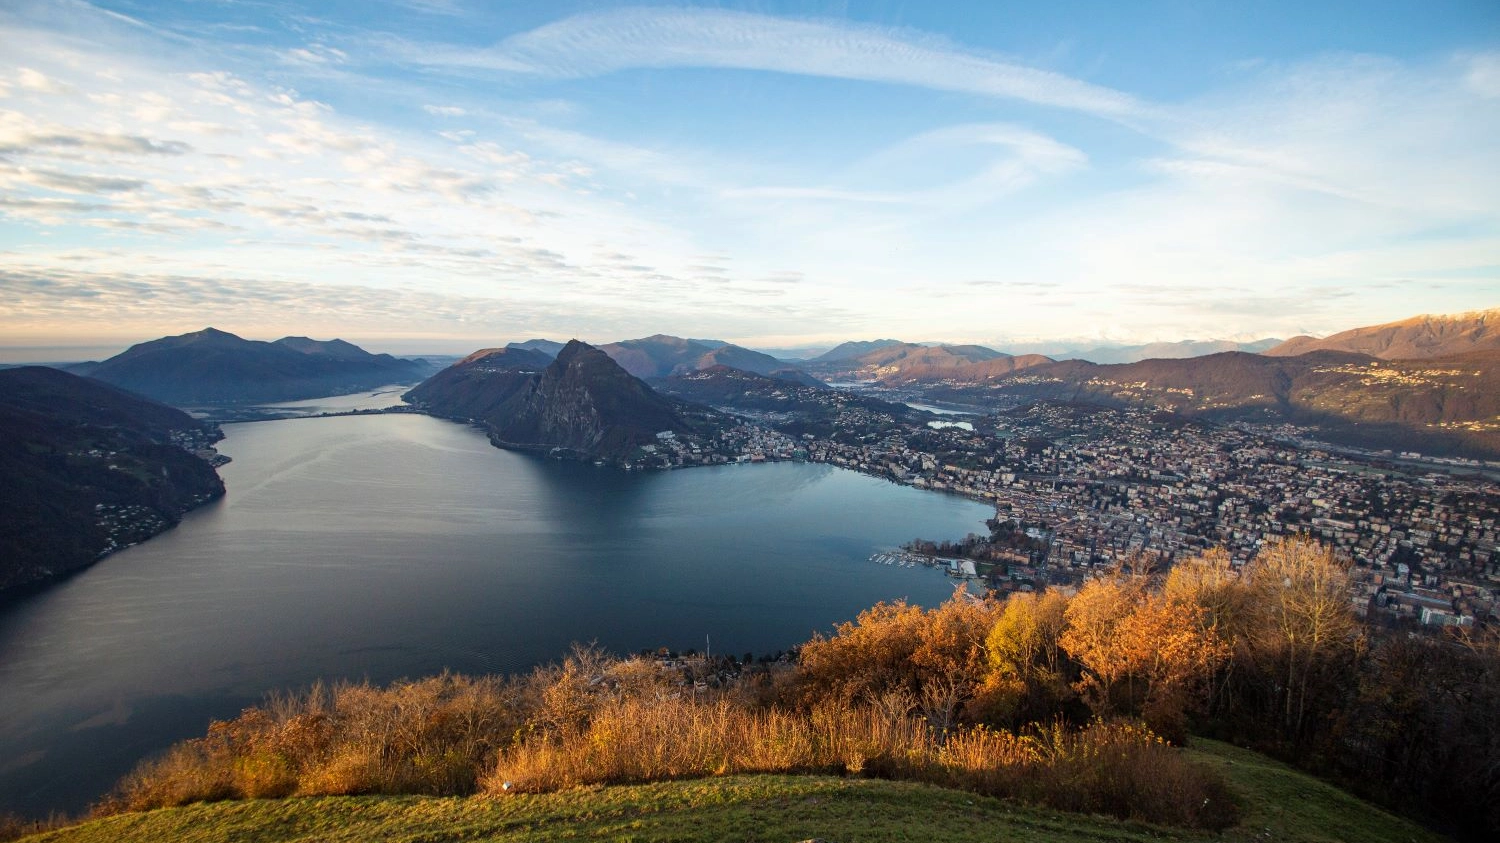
left=398, top=7, right=1144, bottom=119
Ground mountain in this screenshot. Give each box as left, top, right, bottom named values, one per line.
left=87, top=328, right=428, bottom=405
left=747, top=344, right=833, bottom=362
left=0, top=366, right=225, bottom=595
left=807, top=341, right=1052, bottom=385
left=599, top=334, right=806, bottom=381
left=402, top=347, right=555, bottom=421
left=274, top=336, right=380, bottom=361
left=407, top=340, right=724, bottom=462
left=1046, top=338, right=1283, bottom=364
left=970, top=349, right=1500, bottom=458
left=505, top=339, right=567, bottom=358
left=1267, top=308, right=1500, bottom=359
left=810, top=339, right=906, bottom=363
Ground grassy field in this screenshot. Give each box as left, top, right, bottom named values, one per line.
left=14, top=739, right=1449, bottom=843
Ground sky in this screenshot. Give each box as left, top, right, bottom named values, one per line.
left=0, top=0, right=1497, bottom=356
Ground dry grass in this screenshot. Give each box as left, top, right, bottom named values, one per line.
left=487, top=696, right=1237, bottom=830
left=100, top=643, right=1236, bottom=830
left=101, top=672, right=526, bottom=812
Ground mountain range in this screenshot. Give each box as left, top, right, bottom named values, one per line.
left=79, top=327, right=431, bottom=405
left=0, top=366, right=225, bottom=595
left=66, top=307, right=1500, bottom=463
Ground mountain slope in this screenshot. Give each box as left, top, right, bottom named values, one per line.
left=0, top=367, right=224, bottom=595
left=496, top=341, right=700, bottom=457
left=808, top=341, right=1052, bottom=385
left=1057, top=338, right=1283, bottom=364
left=505, top=339, right=566, bottom=358
left=600, top=334, right=800, bottom=380
left=1268, top=308, right=1500, bottom=359
left=402, top=347, right=554, bottom=421
left=88, top=328, right=426, bottom=405
left=975, top=349, right=1500, bottom=457
left=811, top=338, right=906, bottom=363
left=23, top=741, right=1447, bottom=843
left=274, top=336, right=381, bottom=361
left=658, top=364, right=918, bottom=437
left=407, top=341, right=723, bottom=462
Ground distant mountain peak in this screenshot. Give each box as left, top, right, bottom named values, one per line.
left=90, top=329, right=425, bottom=405
left=812, top=339, right=905, bottom=363
left=505, top=339, right=566, bottom=358
left=1266, top=308, right=1500, bottom=359
left=805, top=341, right=1035, bottom=385
left=274, top=336, right=373, bottom=360
left=459, top=346, right=554, bottom=368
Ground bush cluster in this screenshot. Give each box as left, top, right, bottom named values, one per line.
left=103, top=639, right=1236, bottom=830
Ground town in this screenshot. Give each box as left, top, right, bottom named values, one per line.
left=629, top=391, right=1500, bottom=631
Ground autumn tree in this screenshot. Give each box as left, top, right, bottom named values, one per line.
left=1059, top=574, right=1142, bottom=715
left=1162, top=548, right=1252, bottom=716
left=911, top=592, right=999, bottom=733
left=979, top=589, right=1078, bottom=726
left=797, top=588, right=997, bottom=732
left=1240, top=537, right=1361, bottom=743
left=1060, top=572, right=1227, bottom=741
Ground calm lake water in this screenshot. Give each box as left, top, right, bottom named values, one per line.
left=0, top=413, right=990, bottom=816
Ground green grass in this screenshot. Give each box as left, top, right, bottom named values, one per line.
left=1184, top=739, right=1448, bottom=843
left=17, top=740, right=1449, bottom=843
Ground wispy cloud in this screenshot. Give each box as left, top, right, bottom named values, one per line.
left=391, top=7, right=1144, bottom=119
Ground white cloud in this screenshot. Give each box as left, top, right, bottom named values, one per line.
left=1462, top=52, right=1500, bottom=98
left=422, top=104, right=466, bottom=116
left=395, top=7, right=1143, bottom=119
left=16, top=66, right=69, bottom=94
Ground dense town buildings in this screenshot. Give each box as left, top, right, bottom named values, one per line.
left=711, top=398, right=1500, bottom=629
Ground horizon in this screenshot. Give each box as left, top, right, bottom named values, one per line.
left=2, top=303, right=1497, bottom=363
left=1, top=1, right=1497, bottom=349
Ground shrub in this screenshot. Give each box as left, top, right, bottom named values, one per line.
left=101, top=672, right=525, bottom=812
left=485, top=696, right=1238, bottom=830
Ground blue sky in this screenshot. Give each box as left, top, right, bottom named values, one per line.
left=0, top=0, right=1496, bottom=354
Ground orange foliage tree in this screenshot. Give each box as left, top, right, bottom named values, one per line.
left=1059, top=571, right=1227, bottom=741
left=798, top=588, right=997, bottom=733
left=979, top=589, right=1078, bottom=726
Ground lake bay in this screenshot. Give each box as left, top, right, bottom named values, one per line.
left=0, top=412, right=990, bottom=816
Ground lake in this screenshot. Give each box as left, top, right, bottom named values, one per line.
left=0, top=412, right=991, bottom=816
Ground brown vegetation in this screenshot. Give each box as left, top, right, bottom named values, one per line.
left=102, top=672, right=529, bottom=811
left=489, top=700, right=1235, bottom=829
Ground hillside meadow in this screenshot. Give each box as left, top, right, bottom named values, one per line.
left=5, top=741, right=1449, bottom=843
